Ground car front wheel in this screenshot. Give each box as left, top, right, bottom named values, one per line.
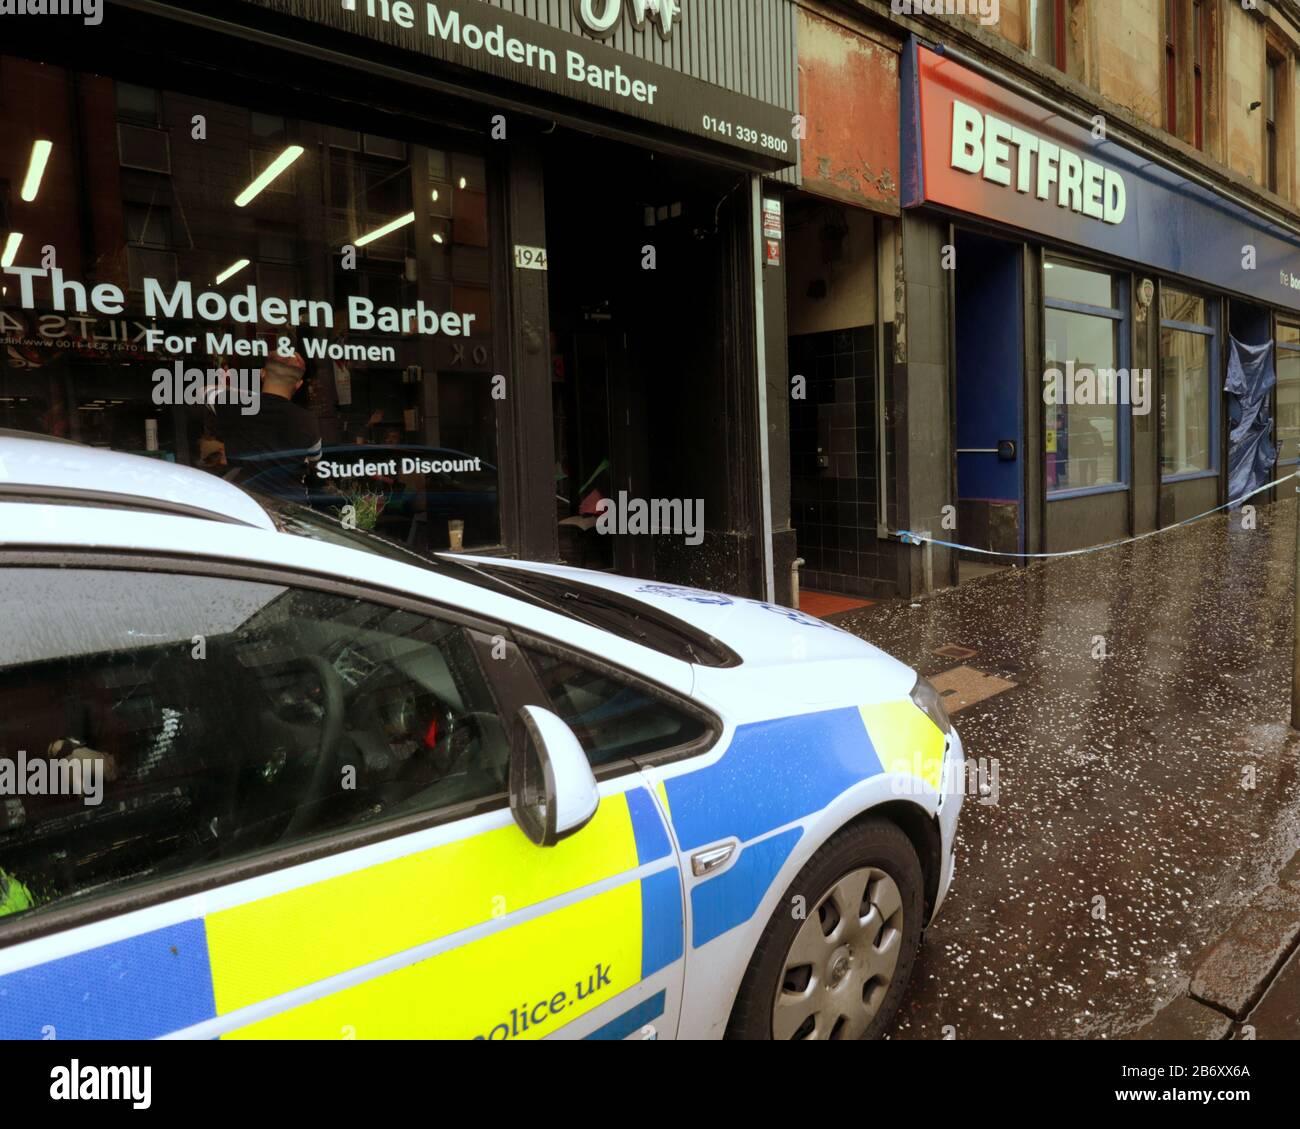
left=726, top=818, right=924, bottom=1040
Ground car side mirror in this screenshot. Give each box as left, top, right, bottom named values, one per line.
left=509, top=706, right=599, bottom=848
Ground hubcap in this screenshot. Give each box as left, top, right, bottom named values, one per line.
left=772, top=867, right=904, bottom=1040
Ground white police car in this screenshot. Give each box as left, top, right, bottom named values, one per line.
left=0, top=436, right=962, bottom=1040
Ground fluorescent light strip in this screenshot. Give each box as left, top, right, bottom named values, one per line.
left=355, top=211, right=415, bottom=247
left=216, top=259, right=251, bottom=285
left=20, top=141, right=53, bottom=203
left=1, top=233, right=21, bottom=269
left=235, top=145, right=305, bottom=208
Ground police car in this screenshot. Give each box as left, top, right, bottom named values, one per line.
left=0, top=435, right=963, bottom=1041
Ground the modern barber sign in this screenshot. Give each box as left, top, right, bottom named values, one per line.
left=902, top=40, right=1300, bottom=312
left=254, top=0, right=794, bottom=168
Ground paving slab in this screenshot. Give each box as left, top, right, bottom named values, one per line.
left=1127, top=996, right=1232, bottom=1041
left=1242, top=947, right=1300, bottom=1039
left=1189, top=884, right=1300, bottom=1019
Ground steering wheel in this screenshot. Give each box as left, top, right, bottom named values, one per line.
left=400, top=707, right=504, bottom=788
left=281, top=655, right=346, bottom=841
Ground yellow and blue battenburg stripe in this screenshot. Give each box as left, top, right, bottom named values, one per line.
left=667, top=703, right=944, bottom=949
left=0, top=787, right=681, bottom=1041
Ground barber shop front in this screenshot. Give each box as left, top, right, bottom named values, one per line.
left=900, top=40, right=1300, bottom=578
left=1, top=0, right=797, bottom=597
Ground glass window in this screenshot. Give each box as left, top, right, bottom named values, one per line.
left=1160, top=287, right=1208, bottom=326
left=1044, top=260, right=1125, bottom=495
left=1029, top=0, right=1063, bottom=70
left=526, top=648, right=708, bottom=768
left=1279, top=323, right=1300, bottom=464
left=0, top=569, right=509, bottom=925
left=1159, top=329, right=1213, bottom=475
left=1158, top=284, right=1216, bottom=479
left=114, top=82, right=159, bottom=123
left=0, top=54, right=502, bottom=550
left=1045, top=262, right=1114, bottom=308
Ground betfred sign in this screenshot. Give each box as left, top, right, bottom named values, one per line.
left=903, top=43, right=1129, bottom=235
left=901, top=39, right=1300, bottom=311
left=949, top=100, right=1127, bottom=226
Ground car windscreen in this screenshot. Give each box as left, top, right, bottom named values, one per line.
left=252, top=494, right=737, bottom=668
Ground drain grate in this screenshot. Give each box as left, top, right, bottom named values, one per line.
left=933, top=644, right=979, bottom=661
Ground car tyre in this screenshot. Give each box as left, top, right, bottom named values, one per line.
left=726, top=818, right=924, bottom=1040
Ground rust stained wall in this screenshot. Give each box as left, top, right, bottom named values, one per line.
left=798, top=7, right=900, bottom=210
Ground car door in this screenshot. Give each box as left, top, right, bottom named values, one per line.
left=0, top=556, right=682, bottom=1041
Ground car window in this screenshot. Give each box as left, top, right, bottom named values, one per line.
left=525, top=647, right=709, bottom=768
left=0, top=568, right=509, bottom=927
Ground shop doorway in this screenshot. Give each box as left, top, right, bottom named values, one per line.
left=954, top=231, right=1025, bottom=580
left=544, top=132, right=752, bottom=588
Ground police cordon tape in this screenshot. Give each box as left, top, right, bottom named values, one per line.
left=895, top=471, right=1300, bottom=561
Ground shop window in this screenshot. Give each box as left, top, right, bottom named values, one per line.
left=1278, top=323, right=1300, bottom=465
left=0, top=56, right=504, bottom=552
left=1158, top=284, right=1218, bottom=480
left=1044, top=260, right=1129, bottom=496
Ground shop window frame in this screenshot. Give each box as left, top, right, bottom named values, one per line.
left=1157, top=281, right=1220, bottom=485
left=1276, top=321, right=1300, bottom=468
left=1043, top=256, right=1132, bottom=501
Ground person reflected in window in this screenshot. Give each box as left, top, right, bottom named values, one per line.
left=215, top=351, right=322, bottom=495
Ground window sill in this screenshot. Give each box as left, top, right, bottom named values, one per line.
left=1047, top=482, right=1130, bottom=502
left=1161, top=469, right=1219, bottom=485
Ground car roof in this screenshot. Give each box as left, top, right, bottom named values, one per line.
left=0, top=436, right=276, bottom=531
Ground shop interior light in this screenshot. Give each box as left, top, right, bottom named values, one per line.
left=432, top=233, right=444, bottom=245
left=216, top=259, right=251, bottom=285
left=458, top=177, right=467, bottom=189
left=235, top=145, right=305, bottom=207
left=355, top=211, right=415, bottom=247
left=20, top=141, right=54, bottom=203
left=1, top=233, right=21, bottom=269
left=431, top=189, right=440, bottom=202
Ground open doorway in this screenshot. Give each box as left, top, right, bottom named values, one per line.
left=954, top=230, right=1025, bottom=582
left=544, top=131, right=753, bottom=589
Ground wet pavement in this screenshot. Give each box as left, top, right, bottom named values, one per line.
left=834, top=501, right=1300, bottom=1039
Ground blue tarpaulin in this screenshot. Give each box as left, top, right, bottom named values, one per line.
left=1225, top=337, right=1277, bottom=504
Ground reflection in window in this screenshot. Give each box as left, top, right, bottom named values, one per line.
left=0, top=54, right=502, bottom=550
left=526, top=648, right=708, bottom=768
left=1044, top=262, right=1123, bottom=494
left=1159, top=285, right=1215, bottom=479
left=1029, top=0, right=1065, bottom=71
left=0, top=569, right=509, bottom=925
left=1279, top=324, right=1300, bottom=464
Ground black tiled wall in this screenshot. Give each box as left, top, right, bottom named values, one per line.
left=788, top=324, right=896, bottom=597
